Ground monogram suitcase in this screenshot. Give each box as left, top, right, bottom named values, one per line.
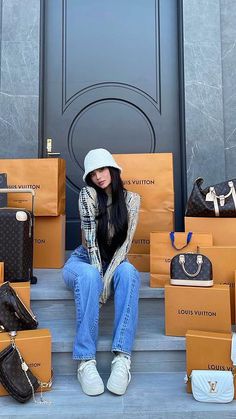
left=0, top=188, right=35, bottom=282
left=0, top=174, right=7, bottom=208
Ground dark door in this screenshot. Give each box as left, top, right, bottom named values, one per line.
left=41, top=0, right=184, bottom=249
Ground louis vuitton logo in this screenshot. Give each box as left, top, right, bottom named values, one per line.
left=208, top=381, right=218, bottom=393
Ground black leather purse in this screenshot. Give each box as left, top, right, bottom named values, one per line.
left=0, top=332, right=52, bottom=403
left=170, top=253, right=213, bottom=287
left=0, top=282, right=38, bottom=332
left=185, top=177, right=236, bottom=217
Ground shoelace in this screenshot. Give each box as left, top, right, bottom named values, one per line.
left=78, top=360, right=99, bottom=379
left=112, top=356, right=131, bottom=383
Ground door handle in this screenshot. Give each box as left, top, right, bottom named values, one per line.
left=46, top=138, right=61, bottom=157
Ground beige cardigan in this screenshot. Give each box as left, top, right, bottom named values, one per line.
left=78, top=186, right=141, bottom=303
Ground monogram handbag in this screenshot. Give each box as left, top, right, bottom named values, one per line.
left=0, top=332, right=52, bottom=403
left=185, top=334, right=236, bottom=403
left=170, top=253, right=213, bottom=286
left=0, top=282, right=38, bottom=332
left=185, top=177, right=236, bottom=217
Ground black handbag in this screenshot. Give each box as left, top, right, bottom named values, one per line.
left=0, top=332, right=52, bottom=403
left=170, top=253, right=213, bottom=287
left=0, top=282, right=38, bottom=332
left=185, top=177, right=236, bottom=217
left=0, top=343, right=40, bottom=403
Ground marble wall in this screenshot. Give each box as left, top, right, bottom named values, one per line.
left=221, top=0, right=236, bottom=180
left=0, top=0, right=40, bottom=158
left=183, top=0, right=225, bottom=193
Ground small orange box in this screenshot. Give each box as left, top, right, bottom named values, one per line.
left=0, top=282, right=30, bottom=309
left=0, top=329, right=51, bottom=396
left=199, top=246, right=236, bottom=324
left=165, top=284, right=231, bottom=336
left=186, top=330, right=235, bottom=397
left=128, top=254, right=150, bottom=272
left=0, top=262, right=3, bottom=284
left=33, top=215, right=65, bottom=268
left=10, top=282, right=31, bottom=309
left=185, top=217, right=236, bottom=246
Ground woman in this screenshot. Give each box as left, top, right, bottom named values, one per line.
left=63, top=148, right=141, bottom=396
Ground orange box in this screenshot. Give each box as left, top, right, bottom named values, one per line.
left=185, top=217, right=236, bottom=246
left=128, top=254, right=150, bottom=272
left=0, top=282, right=30, bottom=309
left=0, top=262, right=3, bottom=284
left=10, top=282, right=31, bottom=309
left=199, top=246, right=236, bottom=324
left=33, top=215, right=65, bottom=268
left=0, top=329, right=51, bottom=396
left=186, top=330, right=235, bottom=397
left=165, top=284, right=231, bottom=336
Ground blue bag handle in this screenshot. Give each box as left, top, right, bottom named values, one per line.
left=169, top=231, right=193, bottom=250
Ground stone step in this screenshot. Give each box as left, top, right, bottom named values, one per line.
left=32, top=269, right=164, bottom=301
left=1, top=372, right=236, bottom=418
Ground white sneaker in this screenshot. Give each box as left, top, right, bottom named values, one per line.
left=77, top=359, right=104, bottom=396
left=106, top=354, right=131, bottom=395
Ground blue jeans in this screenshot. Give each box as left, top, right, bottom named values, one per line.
left=62, top=245, right=141, bottom=360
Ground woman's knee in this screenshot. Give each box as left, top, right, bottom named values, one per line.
left=63, top=262, right=101, bottom=289
left=114, top=262, right=140, bottom=285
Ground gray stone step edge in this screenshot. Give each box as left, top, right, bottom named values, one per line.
left=1, top=372, right=236, bottom=419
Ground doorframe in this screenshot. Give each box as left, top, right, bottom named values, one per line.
left=38, top=0, right=187, bottom=229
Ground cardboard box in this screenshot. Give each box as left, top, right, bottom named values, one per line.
left=128, top=254, right=150, bottom=272
left=10, top=282, right=31, bottom=309
left=199, top=246, right=236, bottom=324
left=33, top=215, right=65, bottom=268
left=185, top=217, right=236, bottom=246
left=186, top=330, right=235, bottom=397
left=0, top=262, right=3, bottom=284
left=165, top=284, right=231, bottom=336
left=0, top=329, right=51, bottom=396
left=0, top=158, right=65, bottom=216
left=0, top=282, right=30, bottom=309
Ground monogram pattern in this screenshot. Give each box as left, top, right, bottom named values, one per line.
left=170, top=253, right=212, bottom=281
left=0, top=344, right=39, bottom=403
left=0, top=208, right=33, bottom=282
left=0, top=282, right=38, bottom=331
left=185, top=177, right=236, bottom=217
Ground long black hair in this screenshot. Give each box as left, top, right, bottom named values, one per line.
left=86, top=167, right=128, bottom=262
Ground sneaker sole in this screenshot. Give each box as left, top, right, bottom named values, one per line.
left=107, top=379, right=128, bottom=395
left=78, top=376, right=105, bottom=396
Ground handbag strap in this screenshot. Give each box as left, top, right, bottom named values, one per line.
left=170, top=231, right=192, bottom=250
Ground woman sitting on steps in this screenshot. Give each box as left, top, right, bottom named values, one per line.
left=63, top=148, right=141, bottom=396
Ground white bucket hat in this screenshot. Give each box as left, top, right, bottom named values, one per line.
left=83, top=148, right=122, bottom=181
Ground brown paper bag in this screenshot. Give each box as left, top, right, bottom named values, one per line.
left=114, top=153, right=174, bottom=250
left=150, top=232, right=213, bottom=287
left=0, top=158, right=66, bottom=216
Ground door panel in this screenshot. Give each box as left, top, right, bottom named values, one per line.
left=42, top=0, right=183, bottom=249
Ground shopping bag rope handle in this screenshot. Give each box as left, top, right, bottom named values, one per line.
left=169, top=231, right=193, bottom=250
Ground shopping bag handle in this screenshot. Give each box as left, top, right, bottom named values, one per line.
left=169, top=231, right=193, bottom=250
